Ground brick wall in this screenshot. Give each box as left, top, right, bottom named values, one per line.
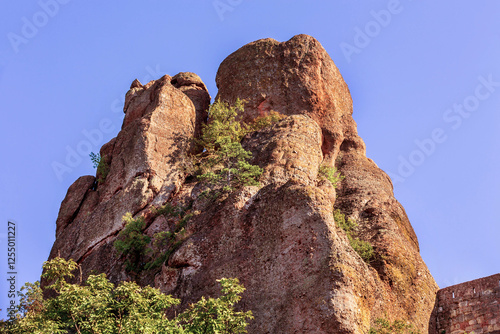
left=430, top=273, right=500, bottom=334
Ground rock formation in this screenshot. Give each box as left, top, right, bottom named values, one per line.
left=48, top=35, right=438, bottom=333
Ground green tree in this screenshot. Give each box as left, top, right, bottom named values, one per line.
left=245, top=110, right=284, bottom=133
left=197, top=100, right=263, bottom=195
left=89, top=152, right=109, bottom=183
left=113, top=205, right=194, bottom=273
left=144, top=204, right=193, bottom=271
left=198, top=99, right=248, bottom=152
left=178, top=278, right=253, bottom=334
left=3, top=258, right=252, bottom=334
left=198, top=136, right=262, bottom=193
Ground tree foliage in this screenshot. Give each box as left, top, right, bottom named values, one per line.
left=89, top=152, right=109, bottom=184
left=333, top=209, right=374, bottom=263
left=196, top=99, right=264, bottom=195
left=199, top=99, right=248, bottom=153
left=318, top=164, right=344, bottom=188
left=114, top=206, right=193, bottom=274
left=145, top=204, right=193, bottom=271
left=114, top=213, right=151, bottom=273
left=197, top=136, right=262, bottom=194
left=178, top=278, right=253, bottom=334
left=1, top=258, right=252, bottom=334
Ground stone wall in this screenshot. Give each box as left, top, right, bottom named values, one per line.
left=430, top=273, right=500, bottom=334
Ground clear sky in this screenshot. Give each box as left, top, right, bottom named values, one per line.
left=1, top=0, right=499, bottom=317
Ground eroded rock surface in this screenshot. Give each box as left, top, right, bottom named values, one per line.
left=215, top=35, right=438, bottom=332
left=49, top=74, right=208, bottom=281
left=215, top=34, right=365, bottom=163
left=48, top=35, right=438, bottom=333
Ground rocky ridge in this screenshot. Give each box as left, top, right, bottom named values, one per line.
left=48, top=35, right=438, bottom=333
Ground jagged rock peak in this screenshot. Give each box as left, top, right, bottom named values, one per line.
left=130, top=78, right=142, bottom=89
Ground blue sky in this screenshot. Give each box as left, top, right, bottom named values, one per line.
left=1, top=0, right=499, bottom=317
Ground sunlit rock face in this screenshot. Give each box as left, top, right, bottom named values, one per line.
left=48, top=35, right=438, bottom=333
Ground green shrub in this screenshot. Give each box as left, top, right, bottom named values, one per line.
left=188, top=99, right=285, bottom=197
left=89, top=152, right=109, bottom=183
left=146, top=207, right=192, bottom=270
left=246, top=110, right=285, bottom=132
left=115, top=204, right=194, bottom=273
left=334, top=209, right=374, bottom=263
left=179, top=278, right=254, bottom=333
left=114, top=213, right=151, bottom=273
left=318, top=164, right=344, bottom=188
left=143, top=222, right=188, bottom=271
left=153, top=202, right=186, bottom=218
left=349, top=237, right=374, bottom=263
left=3, top=257, right=253, bottom=334
left=333, top=209, right=357, bottom=233
left=144, top=231, right=173, bottom=270
left=199, top=99, right=248, bottom=152
left=196, top=99, right=263, bottom=196
left=369, top=318, right=420, bottom=334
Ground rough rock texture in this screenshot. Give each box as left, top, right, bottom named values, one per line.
left=215, top=34, right=364, bottom=164
left=49, top=74, right=209, bottom=282
left=48, top=35, right=438, bottom=333
left=171, top=72, right=211, bottom=140
left=214, top=34, right=438, bottom=332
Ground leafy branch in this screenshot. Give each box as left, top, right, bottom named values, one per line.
left=114, top=204, right=193, bottom=274
left=195, top=99, right=270, bottom=196
left=89, top=152, right=109, bottom=183
left=334, top=209, right=374, bottom=263
left=318, top=164, right=344, bottom=188
left=2, top=257, right=252, bottom=334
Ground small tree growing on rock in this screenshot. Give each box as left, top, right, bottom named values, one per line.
left=334, top=209, right=374, bottom=263
left=89, top=152, right=109, bottom=183
left=318, top=164, right=344, bottom=188
left=196, top=99, right=263, bottom=195
left=114, top=213, right=150, bottom=273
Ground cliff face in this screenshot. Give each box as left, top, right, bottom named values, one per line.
left=49, top=35, right=438, bottom=333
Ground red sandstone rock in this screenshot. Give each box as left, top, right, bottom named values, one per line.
left=55, top=175, right=95, bottom=238
left=215, top=34, right=365, bottom=164
left=215, top=35, right=438, bottom=332
left=171, top=72, right=211, bottom=140
left=48, top=73, right=203, bottom=281
left=48, top=36, right=439, bottom=333
left=243, top=114, right=323, bottom=186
